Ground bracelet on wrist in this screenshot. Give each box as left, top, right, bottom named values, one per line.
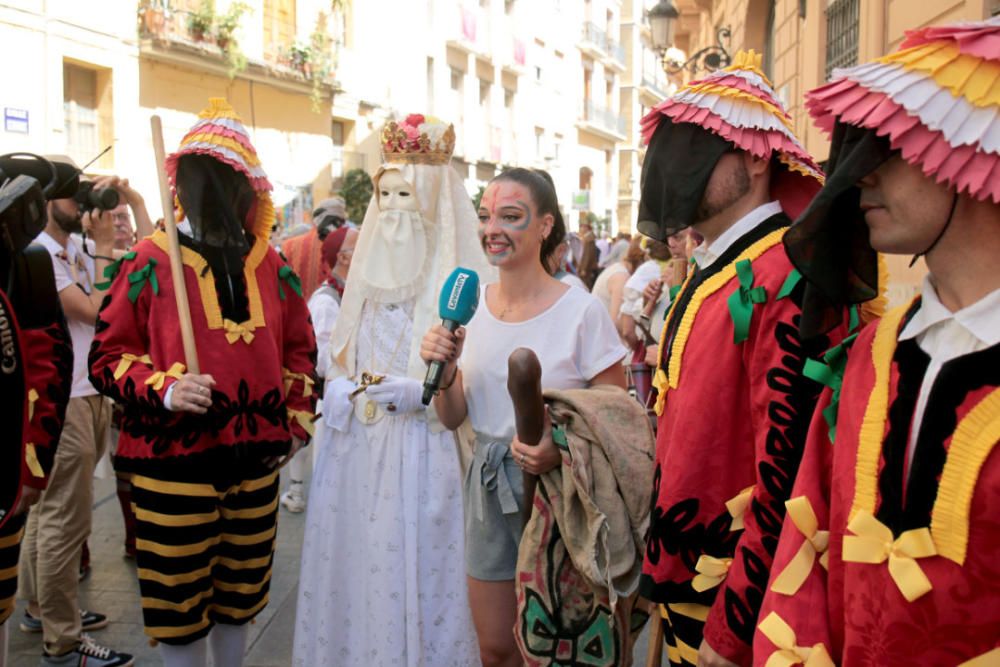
left=439, top=366, right=459, bottom=392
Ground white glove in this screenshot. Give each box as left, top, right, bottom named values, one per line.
left=365, top=375, right=423, bottom=415
left=323, top=376, right=357, bottom=432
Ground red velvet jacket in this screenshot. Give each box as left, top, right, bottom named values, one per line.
left=753, top=301, right=1000, bottom=666
left=89, top=231, right=317, bottom=476
left=640, top=214, right=844, bottom=665
left=0, top=287, right=71, bottom=527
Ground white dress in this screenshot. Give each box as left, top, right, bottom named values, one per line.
left=292, top=299, right=479, bottom=666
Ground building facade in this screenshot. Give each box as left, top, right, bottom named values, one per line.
left=1, top=0, right=646, bottom=234
left=0, top=0, right=338, bottom=230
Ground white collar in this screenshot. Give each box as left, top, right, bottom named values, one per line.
left=899, top=275, right=1000, bottom=348
left=38, top=230, right=81, bottom=261
left=691, top=201, right=783, bottom=270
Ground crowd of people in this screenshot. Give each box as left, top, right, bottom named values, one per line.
left=0, top=14, right=997, bottom=667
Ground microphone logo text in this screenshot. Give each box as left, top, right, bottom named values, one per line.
left=447, top=273, right=468, bottom=312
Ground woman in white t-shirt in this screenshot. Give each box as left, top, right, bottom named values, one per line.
left=421, top=168, right=625, bottom=667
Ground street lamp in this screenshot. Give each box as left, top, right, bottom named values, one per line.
left=647, top=0, right=732, bottom=76
left=647, top=0, right=678, bottom=53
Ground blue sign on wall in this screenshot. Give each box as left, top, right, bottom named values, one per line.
left=4, top=108, right=29, bottom=134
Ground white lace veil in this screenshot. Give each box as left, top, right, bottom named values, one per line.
left=328, top=161, right=495, bottom=391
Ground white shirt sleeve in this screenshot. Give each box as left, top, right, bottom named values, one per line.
left=48, top=251, right=74, bottom=293
left=575, top=297, right=627, bottom=380
left=559, top=274, right=588, bottom=292
left=308, top=292, right=341, bottom=379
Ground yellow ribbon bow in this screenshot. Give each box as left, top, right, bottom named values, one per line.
left=843, top=511, right=937, bottom=602
left=144, top=362, right=186, bottom=392
left=224, top=319, right=255, bottom=345
left=287, top=408, right=315, bottom=437
left=114, top=353, right=153, bottom=381
left=283, top=369, right=315, bottom=398
left=653, top=368, right=668, bottom=416
left=692, top=555, right=732, bottom=592
left=27, top=388, right=39, bottom=422
left=770, top=496, right=830, bottom=596
left=758, top=612, right=834, bottom=667
left=726, top=485, right=755, bottom=531
left=25, top=443, right=44, bottom=479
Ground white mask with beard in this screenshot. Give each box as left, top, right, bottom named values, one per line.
left=359, top=169, right=432, bottom=302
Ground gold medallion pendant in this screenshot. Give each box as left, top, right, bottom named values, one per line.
left=364, top=400, right=378, bottom=421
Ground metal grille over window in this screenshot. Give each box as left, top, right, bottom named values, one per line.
left=825, top=0, right=859, bottom=80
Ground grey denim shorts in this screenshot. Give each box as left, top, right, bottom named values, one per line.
left=464, top=434, right=526, bottom=581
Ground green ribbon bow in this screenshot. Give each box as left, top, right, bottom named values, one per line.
left=277, top=265, right=303, bottom=300
left=848, top=304, right=860, bottom=333
left=727, top=259, right=767, bottom=344
left=776, top=267, right=802, bottom=301
left=94, top=251, right=137, bottom=291
left=127, top=257, right=159, bottom=303
left=802, top=332, right=858, bottom=443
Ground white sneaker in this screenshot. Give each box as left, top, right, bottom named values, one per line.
left=280, top=483, right=306, bottom=513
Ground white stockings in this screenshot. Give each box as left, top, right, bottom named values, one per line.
left=158, top=623, right=247, bottom=667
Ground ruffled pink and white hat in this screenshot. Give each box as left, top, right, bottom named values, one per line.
left=639, top=49, right=824, bottom=238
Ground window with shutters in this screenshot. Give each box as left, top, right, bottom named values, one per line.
left=825, top=0, right=859, bottom=80
left=265, top=0, right=296, bottom=54
left=63, top=62, right=113, bottom=170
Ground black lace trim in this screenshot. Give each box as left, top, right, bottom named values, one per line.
left=878, top=339, right=1000, bottom=534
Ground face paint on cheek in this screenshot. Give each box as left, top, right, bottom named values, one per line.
left=497, top=201, right=532, bottom=231
left=481, top=231, right=515, bottom=264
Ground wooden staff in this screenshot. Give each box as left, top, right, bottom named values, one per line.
left=150, top=115, right=200, bottom=374
left=507, top=347, right=544, bottom=526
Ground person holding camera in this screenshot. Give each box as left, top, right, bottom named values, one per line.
left=17, top=162, right=143, bottom=667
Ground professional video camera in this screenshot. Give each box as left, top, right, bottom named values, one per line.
left=74, top=179, right=120, bottom=215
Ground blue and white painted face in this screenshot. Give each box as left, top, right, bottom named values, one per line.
left=477, top=180, right=552, bottom=268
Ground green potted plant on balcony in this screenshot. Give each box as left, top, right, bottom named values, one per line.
left=287, top=41, right=312, bottom=77
left=187, top=0, right=215, bottom=43
left=306, top=12, right=335, bottom=110
left=215, top=1, right=250, bottom=76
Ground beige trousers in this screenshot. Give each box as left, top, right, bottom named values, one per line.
left=18, top=395, right=110, bottom=656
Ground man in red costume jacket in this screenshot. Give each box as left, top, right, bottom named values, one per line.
left=753, top=19, right=1000, bottom=666
left=636, top=51, right=847, bottom=666
left=88, top=98, right=316, bottom=667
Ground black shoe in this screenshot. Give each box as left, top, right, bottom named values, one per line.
left=40, top=634, right=134, bottom=666
left=20, top=609, right=108, bottom=633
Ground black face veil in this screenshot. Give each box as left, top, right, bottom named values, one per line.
left=175, top=153, right=256, bottom=321
left=637, top=117, right=733, bottom=241
left=784, top=123, right=896, bottom=339
left=175, top=154, right=255, bottom=259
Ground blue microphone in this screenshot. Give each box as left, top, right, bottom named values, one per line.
left=422, top=267, right=480, bottom=405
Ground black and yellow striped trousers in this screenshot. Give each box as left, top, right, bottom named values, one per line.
left=658, top=601, right=710, bottom=666
left=130, top=470, right=280, bottom=645
left=0, top=514, right=26, bottom=625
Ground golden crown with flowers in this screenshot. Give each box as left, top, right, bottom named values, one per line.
left=380, top=113, right=456, bottom=165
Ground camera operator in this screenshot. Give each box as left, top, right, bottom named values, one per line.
left=17, top=164, right=138, bottom=666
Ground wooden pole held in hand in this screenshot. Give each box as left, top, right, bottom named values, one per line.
left=150, top=115, right=200, bottom=375
left=507, top=347, right=544, bottom=526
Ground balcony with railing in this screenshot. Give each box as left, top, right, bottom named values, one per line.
left=579, top=21, right=626, bottom=69
left=137, top=1, right=340, bottom=96
left=579, top=101, right=627, bottom=141
left=448, top=2, right=492, bottom=56
left=640, top=49, right=671, bottom=101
